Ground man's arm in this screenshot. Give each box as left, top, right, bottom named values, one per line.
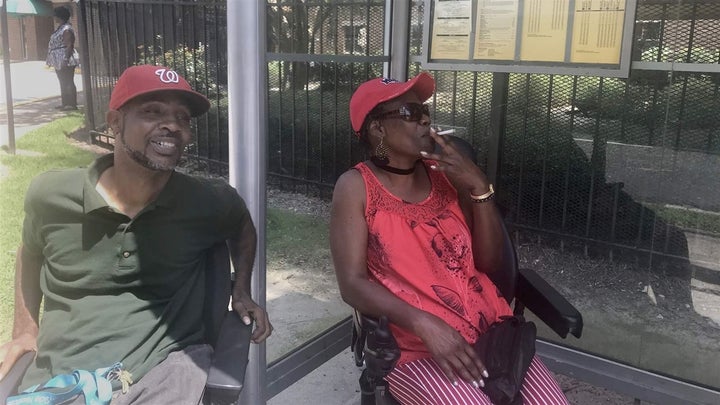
left=0, top=245, right=42, bottom=381
left=226, top=214, right=272, bottom=344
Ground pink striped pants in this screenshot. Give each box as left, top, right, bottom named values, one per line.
left=385, top=355, right=569, bottom=405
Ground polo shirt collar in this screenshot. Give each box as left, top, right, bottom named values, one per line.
left=83, top=154, right=113, bottom=214
left=83, top=153, right=179, bottom=214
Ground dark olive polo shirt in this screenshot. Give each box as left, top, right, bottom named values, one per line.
left=20, top=154, right=251, bottom=389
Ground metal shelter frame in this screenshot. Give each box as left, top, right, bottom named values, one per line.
left=228, top=1, right=719, bottom=404
left=6, top=0, right=716, bottom=403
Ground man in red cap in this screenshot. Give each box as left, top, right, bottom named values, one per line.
left=0, top=65, right=272, bottom=404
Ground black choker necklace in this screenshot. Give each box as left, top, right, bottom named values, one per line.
left=370, top=156, right=417, bottom=175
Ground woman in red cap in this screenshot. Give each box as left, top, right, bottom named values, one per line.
left=330, top=73, right=568, bottom=404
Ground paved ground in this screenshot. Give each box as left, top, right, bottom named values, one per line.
left=0, top=61, right=84, bottom=148
left=268, top=350, right=643, bottom=405
left=1, top=60, right=651, bottom=404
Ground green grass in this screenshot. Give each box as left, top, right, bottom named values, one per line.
left=0, top=112, right=94, bottom=342
left=649, top=203, right=720, bottom=235
left=266, top=207, right=329, bottom=267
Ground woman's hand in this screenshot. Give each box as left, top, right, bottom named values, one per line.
left=414, top=312, right=488, bottom=388
left=420, top=130, right=492, bottom=196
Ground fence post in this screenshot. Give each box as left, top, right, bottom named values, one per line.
left=76, top=0, right=95, bottom=130
left=1, top=0, right=16, bottom=154
left=487, top=72, right=509, bottom=185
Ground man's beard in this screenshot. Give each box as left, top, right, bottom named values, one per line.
left=119, top=130, right=181, bottom=172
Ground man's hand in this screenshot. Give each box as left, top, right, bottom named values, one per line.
left=415, top=313, right=487, bottom=389
left=0, top=333, right=37, bottom=381
left=231, top=294, right=273, bottom=344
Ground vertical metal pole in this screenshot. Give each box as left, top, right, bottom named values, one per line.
left=76, top=0, right=95, bottom=130
left=1, top=0, right=16, bottom=154
left=228, top=1, right=267, bottom=404
left=388, top=0, right=409, bottom=80
left=487, top=73, right=509, bottom=185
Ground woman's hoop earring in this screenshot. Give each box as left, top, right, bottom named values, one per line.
left=374, top=138, right=390, bottom=166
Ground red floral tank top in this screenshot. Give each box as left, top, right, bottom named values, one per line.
left=355, top=161, right=512, bottom=365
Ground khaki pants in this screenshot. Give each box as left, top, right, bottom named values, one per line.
left=66, top=344, right=213, bottom=405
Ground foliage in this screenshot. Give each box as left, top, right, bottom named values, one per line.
left=563, top=73, right=719, bottom=139
left=640, top=45, right=720, bottom=64
left=136, top=40, right=221, bottom=98
left=0, top=114, right=93, bottom=342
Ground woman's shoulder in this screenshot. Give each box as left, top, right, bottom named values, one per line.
left=331, top=168, right=368, bottom=215
left=335, top=166, right=365, bottom=193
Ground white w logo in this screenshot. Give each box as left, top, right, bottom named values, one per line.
left=155, top=68, right=180, bottom=84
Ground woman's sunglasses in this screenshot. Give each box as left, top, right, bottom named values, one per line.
left=374, top=103, right=430, bottom=123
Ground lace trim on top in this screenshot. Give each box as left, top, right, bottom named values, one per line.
left=354, top=161, right=457, bottom=224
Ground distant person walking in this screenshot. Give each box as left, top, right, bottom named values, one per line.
left=46, top=6, right=78, bottom=110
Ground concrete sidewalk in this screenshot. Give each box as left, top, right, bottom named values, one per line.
left=268, top=349, right=643, bottom=405
left=0, top=61, right=83, bottom=105
left=0, top=60, right=84, bottom=148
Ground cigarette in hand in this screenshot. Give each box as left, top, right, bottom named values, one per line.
left=436, top=129, right=455, bottom=135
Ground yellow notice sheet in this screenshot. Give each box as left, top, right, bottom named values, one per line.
left=430, top=0, right=473, bottom=60
left=473, top=0, right=520, bottom=61
left=520, top=0, right=569, bottom=62
left=571, top=0, right=625, bottom=64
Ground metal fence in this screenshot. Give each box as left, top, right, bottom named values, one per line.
left=266, top=0, right=387, bottom=195
left=80, top=0, right=719, bottom=276
left=82, top=0, right=229, bottom=172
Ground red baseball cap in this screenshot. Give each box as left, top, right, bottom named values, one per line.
left=349, top=72, right=435, bottom=133
left=109, top=65, right=211, bottom=117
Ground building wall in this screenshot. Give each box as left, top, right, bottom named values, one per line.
left=1, top=0, right=80, bottom=62
left=5, top=16, right=23, bottom=60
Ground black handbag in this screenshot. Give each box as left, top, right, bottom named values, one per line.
left=473, top=315, right=537, bottom=405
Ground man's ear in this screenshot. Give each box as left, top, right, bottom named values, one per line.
left=105, top=110, right=122, bottom=134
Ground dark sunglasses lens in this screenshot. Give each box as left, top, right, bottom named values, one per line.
left=399, top=104, right=429, bottom=121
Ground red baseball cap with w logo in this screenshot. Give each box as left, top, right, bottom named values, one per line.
left=109, top=65, right=211, bottom=117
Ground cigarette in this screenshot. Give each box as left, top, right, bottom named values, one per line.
left=436, top=129, right=455, bottom=135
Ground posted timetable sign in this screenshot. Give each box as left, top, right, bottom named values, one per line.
left=423, top=0, right=637, bottom=78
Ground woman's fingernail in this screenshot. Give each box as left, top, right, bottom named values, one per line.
left=482, top=370, right=489, bottom=378
left=479, top=379, right=485, bottom=388
left=430, top=165, right=437, bottom=170
left=472, top=380, right=480, bottom=389
left=420, top=151, right=428, bottom=156
left=452, top=380, right=458, bottom=386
